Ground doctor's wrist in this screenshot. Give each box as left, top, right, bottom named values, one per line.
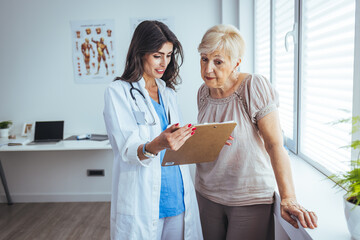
left=137, top=143, right=157, bottom=160
left=145, top=140, right=161, bottom=156
left=142, top=142, right=158, bottom=158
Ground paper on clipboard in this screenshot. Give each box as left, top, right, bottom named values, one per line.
left=162, top=121, right=237, bottom=166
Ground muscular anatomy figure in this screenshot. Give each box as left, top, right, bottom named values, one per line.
left=92, top=37, right=110, bottom=75
left=81, top=38, right=95, bottom=75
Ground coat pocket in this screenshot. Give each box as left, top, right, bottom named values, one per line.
left=117, top=171, right=137, bottom=215
left=138, top=124, right=150, bottom=141
left=114, top=213, right=136, bottom=239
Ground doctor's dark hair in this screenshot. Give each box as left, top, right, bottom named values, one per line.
left=115, top=20, right=183, bottom=90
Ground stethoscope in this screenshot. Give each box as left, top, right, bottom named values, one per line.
left=129, top=82, right=171, bottom=126
left=129, top=82, right=157, bottom=126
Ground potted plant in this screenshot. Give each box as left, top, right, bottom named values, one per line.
left=0, top=120, right=12, bottom=138
left=330, top=116, right=360, bottom=239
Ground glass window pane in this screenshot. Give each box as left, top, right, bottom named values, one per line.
left=273, top=0, right=296, bottom=147
left=300, top=0, right=355, bottom=173
left=254, top=0, right=271, bottom=80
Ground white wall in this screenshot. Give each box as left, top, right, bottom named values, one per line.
left=0, top=0, right=253, bottom=202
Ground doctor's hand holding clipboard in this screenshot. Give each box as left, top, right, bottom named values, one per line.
left=137, top=123, right=196, bottom=160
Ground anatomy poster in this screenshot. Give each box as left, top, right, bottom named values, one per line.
left=70, top=19, right=116, bottom=83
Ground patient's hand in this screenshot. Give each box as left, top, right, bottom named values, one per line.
left=225, top=135, right=234, bottom=146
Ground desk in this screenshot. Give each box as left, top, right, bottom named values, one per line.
left=0, top=139, right=112, bottom=205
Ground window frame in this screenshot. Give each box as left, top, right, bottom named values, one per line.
left=351, top=1, right=360, bottom=166
left=269, top=0, right=299, bottom=153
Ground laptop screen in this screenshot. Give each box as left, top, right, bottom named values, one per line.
left=34, top=121, right=64, bottom=141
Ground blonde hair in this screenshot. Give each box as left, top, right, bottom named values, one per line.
left=198, top=24, right=245, bottom=65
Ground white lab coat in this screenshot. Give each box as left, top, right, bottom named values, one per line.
left=103, top=78, right=203, bottom=240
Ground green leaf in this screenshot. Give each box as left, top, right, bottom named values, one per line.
left=0, top=121, right=12, bottom=129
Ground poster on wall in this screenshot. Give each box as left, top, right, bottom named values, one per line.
left=70, top=19, right=116, bottom=84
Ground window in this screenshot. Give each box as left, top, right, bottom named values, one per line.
left=254, top=0, right=357, bottom=174
left=273, top=0, right=297, bottom=151
left=300, top=0, right=355, bottom=173
left=254, top=0, right=271, bottom=80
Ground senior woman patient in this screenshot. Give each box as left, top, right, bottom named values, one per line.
left=195, top=24, right=318, bottom=240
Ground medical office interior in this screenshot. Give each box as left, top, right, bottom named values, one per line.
left=1, top=0, right=359, bottom=239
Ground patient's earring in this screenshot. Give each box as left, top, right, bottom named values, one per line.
left=233, top=60, right=241, bottom=73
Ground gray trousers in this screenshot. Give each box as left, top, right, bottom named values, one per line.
left=196, top=192, right=274, bottom=240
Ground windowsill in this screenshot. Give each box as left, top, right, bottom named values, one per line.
left=274, top=152, right=352, bottom=240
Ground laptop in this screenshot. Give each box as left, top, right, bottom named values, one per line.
left=27, top=121, right=64, bottom=145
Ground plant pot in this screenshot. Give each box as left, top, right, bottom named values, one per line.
left=343, top=195, right=360, bottom=239
left=0, top=128, right=9, bottom=138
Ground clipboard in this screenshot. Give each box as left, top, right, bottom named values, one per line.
left=162, top=121, right=237, bottom=166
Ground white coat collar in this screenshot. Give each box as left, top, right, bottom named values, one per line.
left=137, top=77, right=165, bottom=88
left=141, top=77, right=171, bottom=125
left=136, top=77, right=171, bottom=125
left=155, top=78, right=166, bottom=89
left=138, top=77, right=167, bottom=96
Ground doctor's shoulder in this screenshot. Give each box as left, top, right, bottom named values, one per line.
left=104, top=79, right=129, bottom=98
left=164, top=82, right=180, bottom=96
left=109, top=78, right=127, bottom=88
left=111, top=79, right=132, bottom=91
left=166, top=85, right=177, bottom=95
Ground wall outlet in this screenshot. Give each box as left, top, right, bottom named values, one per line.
left=87, top=169, right=105, bottom=177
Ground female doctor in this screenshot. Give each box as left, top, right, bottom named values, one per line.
left=103, top=20, right=203, bottom=240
